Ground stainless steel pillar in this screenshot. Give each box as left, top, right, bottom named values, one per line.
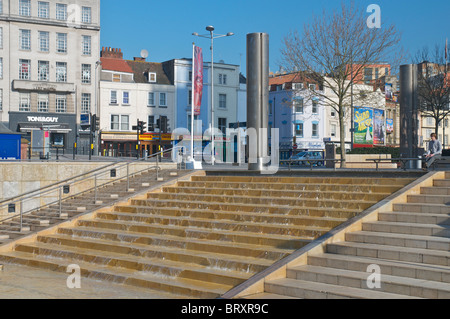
left=399, top=64, right=420, bottom=168
left=247, top=33, right=269, bottom=171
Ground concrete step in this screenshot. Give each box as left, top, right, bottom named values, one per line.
left=308, top=253, right=450, bottom=283
left=76, top=219, right=313, bottom=250
left=105, top=209, right=348, bottom=229
left=378, top=211, right=450, bottom=225
left=421, top=187, right=450, bottom=196
left=162, top=186, right=390, bottom=202
left=176, top=181, right=404, bottom=194
left=144, top=193, right=377, bottom=211
left=264, top=278, right=421, bottom=299
left=191, top=176, right=414, bottom=187
left=130, top=198, right=363, bottom=217
left=326, top=242, right=450, bottom=266
left=433, top=179, right=450, bottom=188
left=407, top=194, right=450, bottom=205
left=0, top=250, right=231, bottom=299
left=15, top=241, right=254, bottom=288
left=35, top=234, right=275, bottom=275
left=346, top=231, right=450, bottom=251
left=96, top=211, right=342, bottom=236
left=115, top=204, right=360, bottom=220
left=287, top=265, right=450, bottom=298
left=393, top=203, right=450, bottom=214
left=244, top=293, right=300, bottom=299
left=362, top=221, right=450, bottom=238
left=56, top=226, right=295, bottom=261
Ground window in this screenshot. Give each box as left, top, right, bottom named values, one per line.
left=364, top=68, right=373, bottom=83
left=110, top=91, right=118, bottom=104
left=0, top=89, right=2, bottom=111
left=56, top=3, right=67, bottom=20
left=20, top=29, right=31, bottom=50
left=0, top=58, right=2, bottom=79
left=188, top=71, right=192, bottom=82
left=112, top=74, right=120, bottom=82
left=219, top=74, right=227, bottom=85
left=19, top=93, right=31, bottom=112
left=121, top=115, right=129, bottom=131
left=312, top=123, right=319, bottom=137
left=39, top=31, right=49, bottom=52
left=82, top=36, right=91, bottom=55
left=295, top=123, right=304, bottom=137
left=219, top=94, right=227, bottom=108
left=81, top=93, right=91, bottom=114
left=37, top=94, right=49, bottom=112
left=56, top=62, right=67, bottom=82
left=123, top=91, right=130, bottom=105
left=148, top=72, right=156, bottom=83
left=293, top=83, right=304, bottom=90
left=188, top=90, right=192, bottom=106
left=309, top=84, right=316, bottom=91
left=38, top=61, right=49, bottom=81
left=38, top=2, right=49, bottom=18
left=111, top=115, right=119, bottom=130
left=312, top=99, right=319, bottom=114
left=82, top=7, right=92, bottom=24
left=148, top=92, right=155, bottom=107
left=0, top=27, right=3, bottom=49
left=294, top=98, right=304, bottom=113
left=331, top=124, right=337, bottom=137
left=19, top=59, right=30, bottom=80
left=56, top=33, right=67, bottom=53
left=56, top=94, right=67, bottom=113
left=331, top=110, right=336, bottom=118
left=375, top=68, right=379, bottom=79
left=81, top=64, right=91, bottom=84
left=218, top=118, right=227, bottom=135
left=426, top=117, right=433, bottom=126
left=19, top=0, right=31, bottom=16
left=159, top=93, right=167, bottom=107
left=0, top=1, right=2, bottom=14
left=148, top=116, right=155, bottom=131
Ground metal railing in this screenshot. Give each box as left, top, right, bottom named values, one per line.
left=0, top=147, right=185, bottom=232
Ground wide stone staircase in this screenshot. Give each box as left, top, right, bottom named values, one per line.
left=0, top=174, right=415, bottom=299
left=0, top=167, right=185, bottom=245
left=244, top=173, right=450, bottom=299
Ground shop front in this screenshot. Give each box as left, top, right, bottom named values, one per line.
left=100, top=132, right=173, bottom=158
left=8, top=112, right=76, bottom=155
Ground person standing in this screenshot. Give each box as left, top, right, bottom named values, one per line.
left=425, top=133, right=443, bottom=170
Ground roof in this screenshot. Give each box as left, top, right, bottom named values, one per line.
left=269, top=73, right=309, bottom=86
left=100, top=57, right=134, bottom=74
left=126, top=60, right=173, bottom=85
left=0, top=122, right=19, bottom=134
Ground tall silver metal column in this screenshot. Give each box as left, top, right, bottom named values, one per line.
left=247, top=33, right=269, bottom=171
left=399, top=64, right=420, bottom=168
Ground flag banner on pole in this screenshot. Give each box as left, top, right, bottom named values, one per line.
left=193, top=46, right=203, bottom=116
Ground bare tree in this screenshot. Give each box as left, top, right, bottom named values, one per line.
left=414, top=44, right=450, bottom=146
left=279, top=1, right=402, bottom=167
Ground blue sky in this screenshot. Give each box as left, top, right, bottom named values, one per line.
left=101, top=0, right=450, bottom=74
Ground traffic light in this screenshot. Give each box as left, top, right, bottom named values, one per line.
left=138, top=121, right=147, bottom=135
left=91, top=114, right=100, bottom=132
left=161, top=117, right=170, bottom=133
left=156, top=118, right=161, bottom=130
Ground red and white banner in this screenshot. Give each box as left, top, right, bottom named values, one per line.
left=193, top=46, right=203, bottom=116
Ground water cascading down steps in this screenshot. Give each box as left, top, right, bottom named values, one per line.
left=0, top=174, right=416, bottom=298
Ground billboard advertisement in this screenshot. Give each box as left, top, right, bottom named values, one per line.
left=386, top=119, right=394, bottom=134
left=354, top=107, right=373, bottom=145
left=373, top=109, right=386, bottom=146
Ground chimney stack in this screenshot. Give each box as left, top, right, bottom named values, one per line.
left=101, top=47, right=124, bottom=59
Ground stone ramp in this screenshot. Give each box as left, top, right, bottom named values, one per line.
left=0, top=173, right=416, bottom=299
left=237, top=172, right=450, bottom=299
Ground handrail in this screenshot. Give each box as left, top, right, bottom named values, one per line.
left=0, top=147, right=184, bottom=230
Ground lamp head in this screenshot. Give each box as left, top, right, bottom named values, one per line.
left=227, top=32, right=234, bottom=37
left=206, top=26, right=215, bottom=32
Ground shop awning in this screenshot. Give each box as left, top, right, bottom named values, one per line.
left=18, top=123, right=72, bottom=133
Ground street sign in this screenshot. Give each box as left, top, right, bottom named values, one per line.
left=293, top=144, right=298, bottom=150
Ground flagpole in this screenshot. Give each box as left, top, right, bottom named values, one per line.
left=191, top=43, right=196, bottom=161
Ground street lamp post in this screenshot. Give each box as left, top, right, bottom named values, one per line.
left=193, top=26, right=234, bottom=165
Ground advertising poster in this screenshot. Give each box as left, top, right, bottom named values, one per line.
left=373, top=109, right=385, bottom=145
left=193, top=46, right=203, bottom=116
left=354, top=107, right=373, bottom=145
left=386, top=119, right=394, bottom=134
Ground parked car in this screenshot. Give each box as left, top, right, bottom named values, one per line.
left=289, top=151, right=324, bottom=166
